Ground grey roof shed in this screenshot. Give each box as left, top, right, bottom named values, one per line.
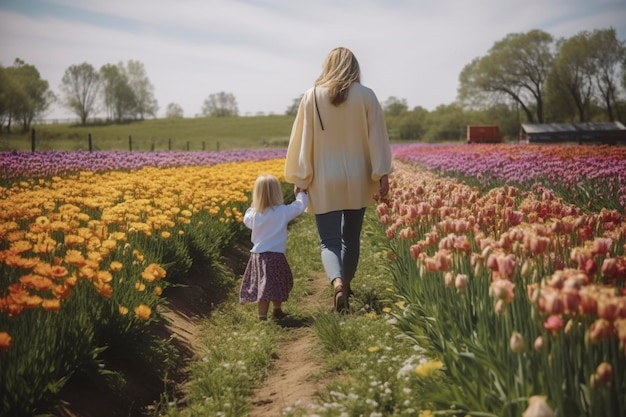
left=520, top=122, right=626, bottom=144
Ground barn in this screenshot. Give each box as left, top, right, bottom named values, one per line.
left=519, top=121, right=626, bottom=144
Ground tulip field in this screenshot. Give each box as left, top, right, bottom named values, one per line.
left=1, top=143, right=625, bottom=416
left=381, top=144, right=626, bottom=417
left=0, top=148, right=287, bottom=415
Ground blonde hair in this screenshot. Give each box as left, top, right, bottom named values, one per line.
left=315, top=47, right=361, bottom=106
left=251, top=174, right=284, bottom=213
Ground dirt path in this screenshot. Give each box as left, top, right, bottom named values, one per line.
left=249, top=273, right=330, bottom=417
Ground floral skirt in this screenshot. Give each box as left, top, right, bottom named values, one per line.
left=239, top=252, right=294, bottom=304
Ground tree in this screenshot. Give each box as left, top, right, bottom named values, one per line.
left=382, top=96, right=408, bottom=117
left=589, top=28, right=625, bottom=121
left=3, top=58, right=55, bottom=132
left=201, top=92, right=238, bottom=117
left=100, top=63, right=136, bottom=122
left=125, top=60, right=158, bottom=119
left=458, top=30, right=554, bottom=123
left=545, top=32, right=596, bottom=122
left=394, top=106, right=429, bottom=140
left=285, top=95, right=302, bottom=116
left=0, top=66, right=8, bottom=132
left=59, top=62, right=101, bottom=124
left=165, top=102, right=184, bottom=118
left=423, top=103, right=467, bottom=142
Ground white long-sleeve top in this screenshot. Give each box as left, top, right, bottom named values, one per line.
left=284, top=83, right=392, bottom=214
left=243, top=191, right=308, bottom=253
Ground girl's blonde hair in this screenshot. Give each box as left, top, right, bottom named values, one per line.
left=251, top=174, right=283, bottom=213
left=315, top=47, right=361, bottom=106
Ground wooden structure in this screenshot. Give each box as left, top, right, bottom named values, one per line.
left=466, top=125, right=503, bottom=144
left=519, top=122, right=626, bottom=144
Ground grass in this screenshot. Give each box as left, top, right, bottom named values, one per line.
left=161, top=207, right=448, bottom=417
left=0, top=116, right=296, bottom=152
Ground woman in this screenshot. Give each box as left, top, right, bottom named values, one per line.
left=284, top=47, right=392, bottom=313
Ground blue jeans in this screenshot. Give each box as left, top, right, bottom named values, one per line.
left=314, top=208, right=366, bottom=285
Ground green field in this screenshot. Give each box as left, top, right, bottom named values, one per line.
left=0, top=116, right=296, bottom=152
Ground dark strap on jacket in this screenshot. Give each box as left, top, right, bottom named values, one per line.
left=313, top=87, right=325, bottom=131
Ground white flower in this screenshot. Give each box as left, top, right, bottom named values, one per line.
left=522, top=396, right=555, bottom=417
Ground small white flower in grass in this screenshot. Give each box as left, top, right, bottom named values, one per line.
left=403, top=387, right=412, bottom=394
left=397, top=362, right=414, bottom=378
left=365, top=398, right=379, bottom=407
left=370, top=413, right=384, bottom=417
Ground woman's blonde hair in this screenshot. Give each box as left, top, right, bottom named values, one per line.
left=251, top=174, right=284, bottom=213
left=315, top=47, right=361, bottom=106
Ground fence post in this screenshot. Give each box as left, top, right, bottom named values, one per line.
left=217, top=141, right=220, bottom=151
left=31, top=128, right=35, bottom=152
left=168, top=138, right=172, bottom=151
left=186, top=141, right=190, bottom=151
left=202, top=141, right=205, bottom=151
left=129, top=135, right=132, bottom=152
left=151, top=142, right=155, bottom=151
left=88, top=133, right=92, bottom=152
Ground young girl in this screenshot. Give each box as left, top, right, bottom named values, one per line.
left=239, top=174, right=308, bottom=321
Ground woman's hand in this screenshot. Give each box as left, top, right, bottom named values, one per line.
left=379, top=175, right=389, bottom=197
left=294, top=185, right=307, bottom=195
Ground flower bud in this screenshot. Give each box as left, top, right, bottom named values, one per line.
left=510, top=331, right=525, bottom=354
left=533, top=336, right=543, bottom=352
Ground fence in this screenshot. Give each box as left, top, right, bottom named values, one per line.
left=20, top=129, right=222, bottom=152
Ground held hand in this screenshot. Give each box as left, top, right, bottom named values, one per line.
left=379, top=175, right=389, bottom=198
left=294, top=186, right=307, bottom=195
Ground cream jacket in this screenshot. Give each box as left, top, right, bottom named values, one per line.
left=284, top=83, right=392, bottom=214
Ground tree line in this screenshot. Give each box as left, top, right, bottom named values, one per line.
left=1, top=27, right=624, bottom=140
left=382, top=27, right=626, bottom=142
left=0, top=59, right=239, bottom=133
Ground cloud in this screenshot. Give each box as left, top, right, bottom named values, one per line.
left=1, top=0, right=624, bottom=119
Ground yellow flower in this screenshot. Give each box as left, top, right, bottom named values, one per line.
left=65, top=250, right=86, bottom=267
left=419, top=410, right=434, bottom=417
left=135, top=282, right=146, bottom=292
left=367, top=345, right=380, bottom=352
left=0, top=332, right=12, bottom=350
left=394, top=300, right=406, bottom=308
left=10, top=240, right=32, bottom=253
left=95, top=270, right=113, bottom=283
left=42, top=298, right=61, bottom=311
left=154, top=286, right=163, bottom=296
left=110, top=261, right=123, bottom=272
left=141, top=263, right=167, bottom=282
left=133, top=249, right=144, bottom=262
left=161, top=231, right=171, bottom=239
left=366, top=311, right=377, bottom=319
left=415, top=360, right=444, bottom=378
left=119, top=306, right=129, bottom=315
left=382, top=307, right=392, bottom=313
left=134, top=304, right=152, bottom=320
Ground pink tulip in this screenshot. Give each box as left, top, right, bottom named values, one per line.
left=589, top=318, right=613, bottom=343
left=591, top=238, right=613, bottom=256
left=455, top=274, right=468, bottom=291
left=543, top=315, right=563, bottom=333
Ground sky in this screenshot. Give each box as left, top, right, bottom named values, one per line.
left=1, top=0, right=625, bottom=120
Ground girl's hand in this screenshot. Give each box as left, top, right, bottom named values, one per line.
left=379, top=175, right=389, bottom=197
